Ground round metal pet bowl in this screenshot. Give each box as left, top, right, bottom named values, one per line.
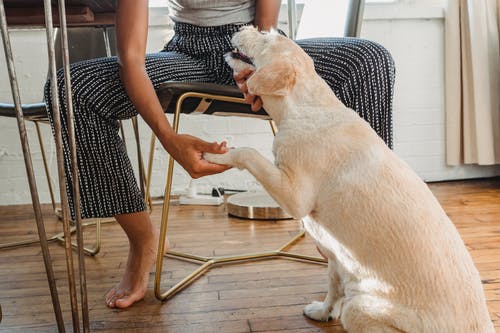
left=226, top=190, right=292, bottom=220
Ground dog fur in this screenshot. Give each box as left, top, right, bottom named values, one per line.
left=204, top=26, right=494, bottom=333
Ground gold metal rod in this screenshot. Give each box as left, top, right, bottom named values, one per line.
left=182, top=92, right=247, bottom=107
left=167, top=250, right=322, bottom=267
left=0, top=218, right=112, bottom=251
left=94, top=218, right=101, bottom=254
left=166, top=250, right=211, bottom=262
left=144, top=133, right=156, bottom=211
left=277, top=229, right=306, bottom=252
left=211, top=251, right=278, bottom=264
left=0, top=238, right=56, bottom=249
left=160, top=261, right=213, bottom=301
left=53, top=219, right=102, bottom=257
left=154, top=95, right=182, bottom=300
left=132, top=116, right=146, bottom=196
left=55, top=236, right=99, bottom=256
left=154, top=157, right=175, bottom=300
left=269, top=120, right=278, bottom=136
left=277, top=252, right=327, bottom=264
left=34, top=120, right=57, bottom=212
left=55, top=218, right=110, bottom=256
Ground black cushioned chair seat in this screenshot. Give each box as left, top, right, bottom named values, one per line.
left=157, top=81, right=270, bottom=119
left=0, top=102, right=47, bottom=119
left=1, top=82, right=269, bottom=121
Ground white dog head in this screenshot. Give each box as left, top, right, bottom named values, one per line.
left=225, top=25, right=343, bottom=115
left=226, top=26, right=316, bottom=97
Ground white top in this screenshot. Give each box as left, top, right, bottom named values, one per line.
left=167, top=0, right=256, bottom=27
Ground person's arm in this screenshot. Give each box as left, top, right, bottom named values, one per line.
left=115, top=0, right=229, bottom=177
left=254, top=0, right=281, bottom=31
left=235, top=0, right=282, bottom=111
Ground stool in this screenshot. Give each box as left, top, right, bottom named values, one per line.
left=1, top=0, right=119, bottom=331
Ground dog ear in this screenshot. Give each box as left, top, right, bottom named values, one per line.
left=247, top=61, right=296, bottom=96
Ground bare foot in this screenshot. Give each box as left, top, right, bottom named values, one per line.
left=105, top=227, right=169, bottom=309
left=105, top=211, right=169, bottom=308
left=105, top=231, right=153, bottom=308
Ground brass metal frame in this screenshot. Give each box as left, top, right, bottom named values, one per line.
left=144, top=132, right=156, bottom=211
left=0, top=115, right=113, bottom=256
left=0, top=218, right=116, bottom=256
left=153, top=92, right=327, bottom=301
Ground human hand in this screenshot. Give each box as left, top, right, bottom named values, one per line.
left=167, top=133, right=231, bottom=178
left=234, top=68, right=263, bottom=112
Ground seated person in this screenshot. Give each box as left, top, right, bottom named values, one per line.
left=44, top=0, right=395, bottom=309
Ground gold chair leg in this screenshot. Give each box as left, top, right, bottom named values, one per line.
left=154, top=93, right=326, bottom=302
left=2, top=108, right=117, bottom=257
left=34, top=120, right=58, bottom=213
left=0, top=118, right=106, bottom=255
left=269, top=119, right=278, bottom=135
left=0, top=217, right=114, bottom=256
left=132, top=116, right=148, bottom=199
left=145, top=132, right=156, bottom=212
left=53, top=218, right=116, bottom=256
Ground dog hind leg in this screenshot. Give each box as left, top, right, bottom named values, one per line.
left=341, top=295, right=409, bottom=333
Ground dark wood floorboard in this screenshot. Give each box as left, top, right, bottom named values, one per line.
left=0, top=178, right=499, bottom=332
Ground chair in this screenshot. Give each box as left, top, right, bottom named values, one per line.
left=152, top=0, right=366, bottom=301
left=0, top=27, right=112, bottom=255
left=0, top=23, right=150, bottom=256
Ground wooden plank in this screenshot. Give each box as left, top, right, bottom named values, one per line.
left=0, top=178, right=499, bottom=332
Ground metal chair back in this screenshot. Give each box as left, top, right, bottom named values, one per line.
left=345, top=0, right=365, bottom=37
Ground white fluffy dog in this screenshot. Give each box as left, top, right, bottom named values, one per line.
left=204, top=26, right=494, bottom=333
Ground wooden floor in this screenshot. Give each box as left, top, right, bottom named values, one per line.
left=0, top=178, right=499, bottom=332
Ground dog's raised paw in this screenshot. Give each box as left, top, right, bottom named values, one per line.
left=303, top=301, right=332, bottom=322
left=203, top=152, right=233, bottom=166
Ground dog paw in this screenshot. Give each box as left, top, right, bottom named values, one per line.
left=303, top=301, right=332, bottom=322
left=203, top=151, right=234, bottom=166
left=204, top=148, right=256, bottom=169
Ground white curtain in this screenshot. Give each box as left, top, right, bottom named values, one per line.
left=445, top=0, right=500, bottom=165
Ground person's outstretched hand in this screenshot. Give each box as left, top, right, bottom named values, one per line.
left=234, top=68, right=263, bottom=112
left=167, top=133, right=231, bottom=178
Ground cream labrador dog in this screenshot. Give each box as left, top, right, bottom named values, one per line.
left=204, top=26, right=494, bottom=333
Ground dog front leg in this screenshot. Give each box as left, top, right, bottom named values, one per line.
left=304, top=259, right=343, bottom=322
left=204, top=148, right=315, bottom=218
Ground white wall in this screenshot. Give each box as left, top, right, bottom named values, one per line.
left=0, top=2, right=499, bottom=206
left=362, top=2, right=500, bottom=180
